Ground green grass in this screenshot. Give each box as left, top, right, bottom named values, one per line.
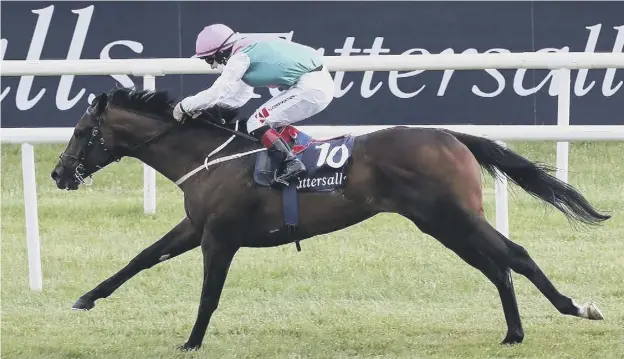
left=2, top=141, right=623, bottom=359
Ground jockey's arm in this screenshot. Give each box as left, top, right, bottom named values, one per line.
left=216, top=79, right=255, bottom=110
left=178, top=52, right=252, bottom=115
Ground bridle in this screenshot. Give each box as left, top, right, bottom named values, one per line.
left=58, top=107, right=118, bottom=185
left=58, top=104, right=177, bottom=186
left=59, top=101, right=256, bottom=185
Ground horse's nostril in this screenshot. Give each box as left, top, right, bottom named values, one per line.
left=51, top=170, right=60, bottom=181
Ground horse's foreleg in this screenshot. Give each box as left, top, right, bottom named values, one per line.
left=73, top=217, right=202, bottom=310
left=178, top=231, right=238, bottom=351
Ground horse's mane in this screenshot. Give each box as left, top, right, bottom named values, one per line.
left=93, top=87, right=240, bottom=124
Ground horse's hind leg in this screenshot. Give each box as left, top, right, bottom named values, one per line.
left=502, top=235, right=604, bottom=320
left=412, top=196, right=604, bottom=343
left=408, top=211, right=525, bottom=344
left=73, top=217, right=202, bottom=310
left=442, top=244, right=524, bottom=344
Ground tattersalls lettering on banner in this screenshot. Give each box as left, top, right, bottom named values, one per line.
left=1, top=4, right=621, bottom=114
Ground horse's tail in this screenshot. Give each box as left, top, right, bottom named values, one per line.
left=446, top=130, right=610, bottom=225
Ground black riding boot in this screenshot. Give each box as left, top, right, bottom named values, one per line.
left=251, top=125, right=307, bottom=185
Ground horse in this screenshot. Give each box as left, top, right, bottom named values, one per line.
left=50, top=87, right=609, bottom=351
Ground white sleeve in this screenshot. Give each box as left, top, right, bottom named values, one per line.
left=180, top=52, right=251, bottom=112
left=217, top=80, right=255, bottom=109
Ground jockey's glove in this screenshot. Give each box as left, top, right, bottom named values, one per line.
left=173, top=102, right=201, bottom=123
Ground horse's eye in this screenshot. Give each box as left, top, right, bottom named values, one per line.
left=74, top=129, right=84, bottom=137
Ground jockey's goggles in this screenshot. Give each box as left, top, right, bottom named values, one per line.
left=200, top=33, right=235, bottom=69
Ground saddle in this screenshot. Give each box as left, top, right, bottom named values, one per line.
left=253, top=125, right=355, bottom=191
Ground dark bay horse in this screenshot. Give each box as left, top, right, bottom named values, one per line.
left=50, top=87, right=608, bottom=351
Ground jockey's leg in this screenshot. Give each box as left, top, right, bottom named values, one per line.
left=247, top=67, right=334, bottom=185
left=252, top=121, right=308, bottom=185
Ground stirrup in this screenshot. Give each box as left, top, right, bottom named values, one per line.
left=272, top=160, right=306, bottom=186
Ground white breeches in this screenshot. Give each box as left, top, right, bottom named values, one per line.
left=246, top=66, right=335, bottom=133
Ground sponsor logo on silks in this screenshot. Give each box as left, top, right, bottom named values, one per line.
left=269, top=95, right=296, bottom=110
left=258, top=107, right=270, bottom=118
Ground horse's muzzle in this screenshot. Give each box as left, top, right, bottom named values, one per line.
left=51, top=165, right=79, bottom=191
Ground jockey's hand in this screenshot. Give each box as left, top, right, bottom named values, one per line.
left=173, top=102, right=201, bottom=123
left=173, top=102, right=200, bottom=123
left=173, top=102, right=187, bottom=123
left=173, top=102, right=230, bottom=125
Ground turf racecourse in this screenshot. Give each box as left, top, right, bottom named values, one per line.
left=2, top=141, right=623, bottom=359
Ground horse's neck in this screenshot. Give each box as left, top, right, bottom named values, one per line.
left=128, top=124, right=252, bottom=185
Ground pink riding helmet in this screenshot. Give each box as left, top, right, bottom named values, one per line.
left=192, top=24, right=237, bottom=58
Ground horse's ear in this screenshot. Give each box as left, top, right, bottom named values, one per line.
left=91, top=93, right=108, bottom=112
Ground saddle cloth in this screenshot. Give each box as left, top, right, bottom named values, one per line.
left=253, top=125, right=355, bottom=192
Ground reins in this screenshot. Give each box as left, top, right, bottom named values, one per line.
left=129, top=106, right=259, bottom=155
left=171, top=104, right=260, bottom=143
left=195, top=115, right=259, bottom=143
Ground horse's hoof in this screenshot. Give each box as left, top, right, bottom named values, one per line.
left=71, top=297, right=95, bottom=311
left=176, top=342, right=201, bottom=351
left=500, top=331, right=524, bottom=345
left=580, top=302, right=604, bottom=320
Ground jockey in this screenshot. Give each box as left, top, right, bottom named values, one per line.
left=173, top=24, right=335, bottom=185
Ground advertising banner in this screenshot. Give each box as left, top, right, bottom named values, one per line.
left=1, top=1, right=622, bottom=128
